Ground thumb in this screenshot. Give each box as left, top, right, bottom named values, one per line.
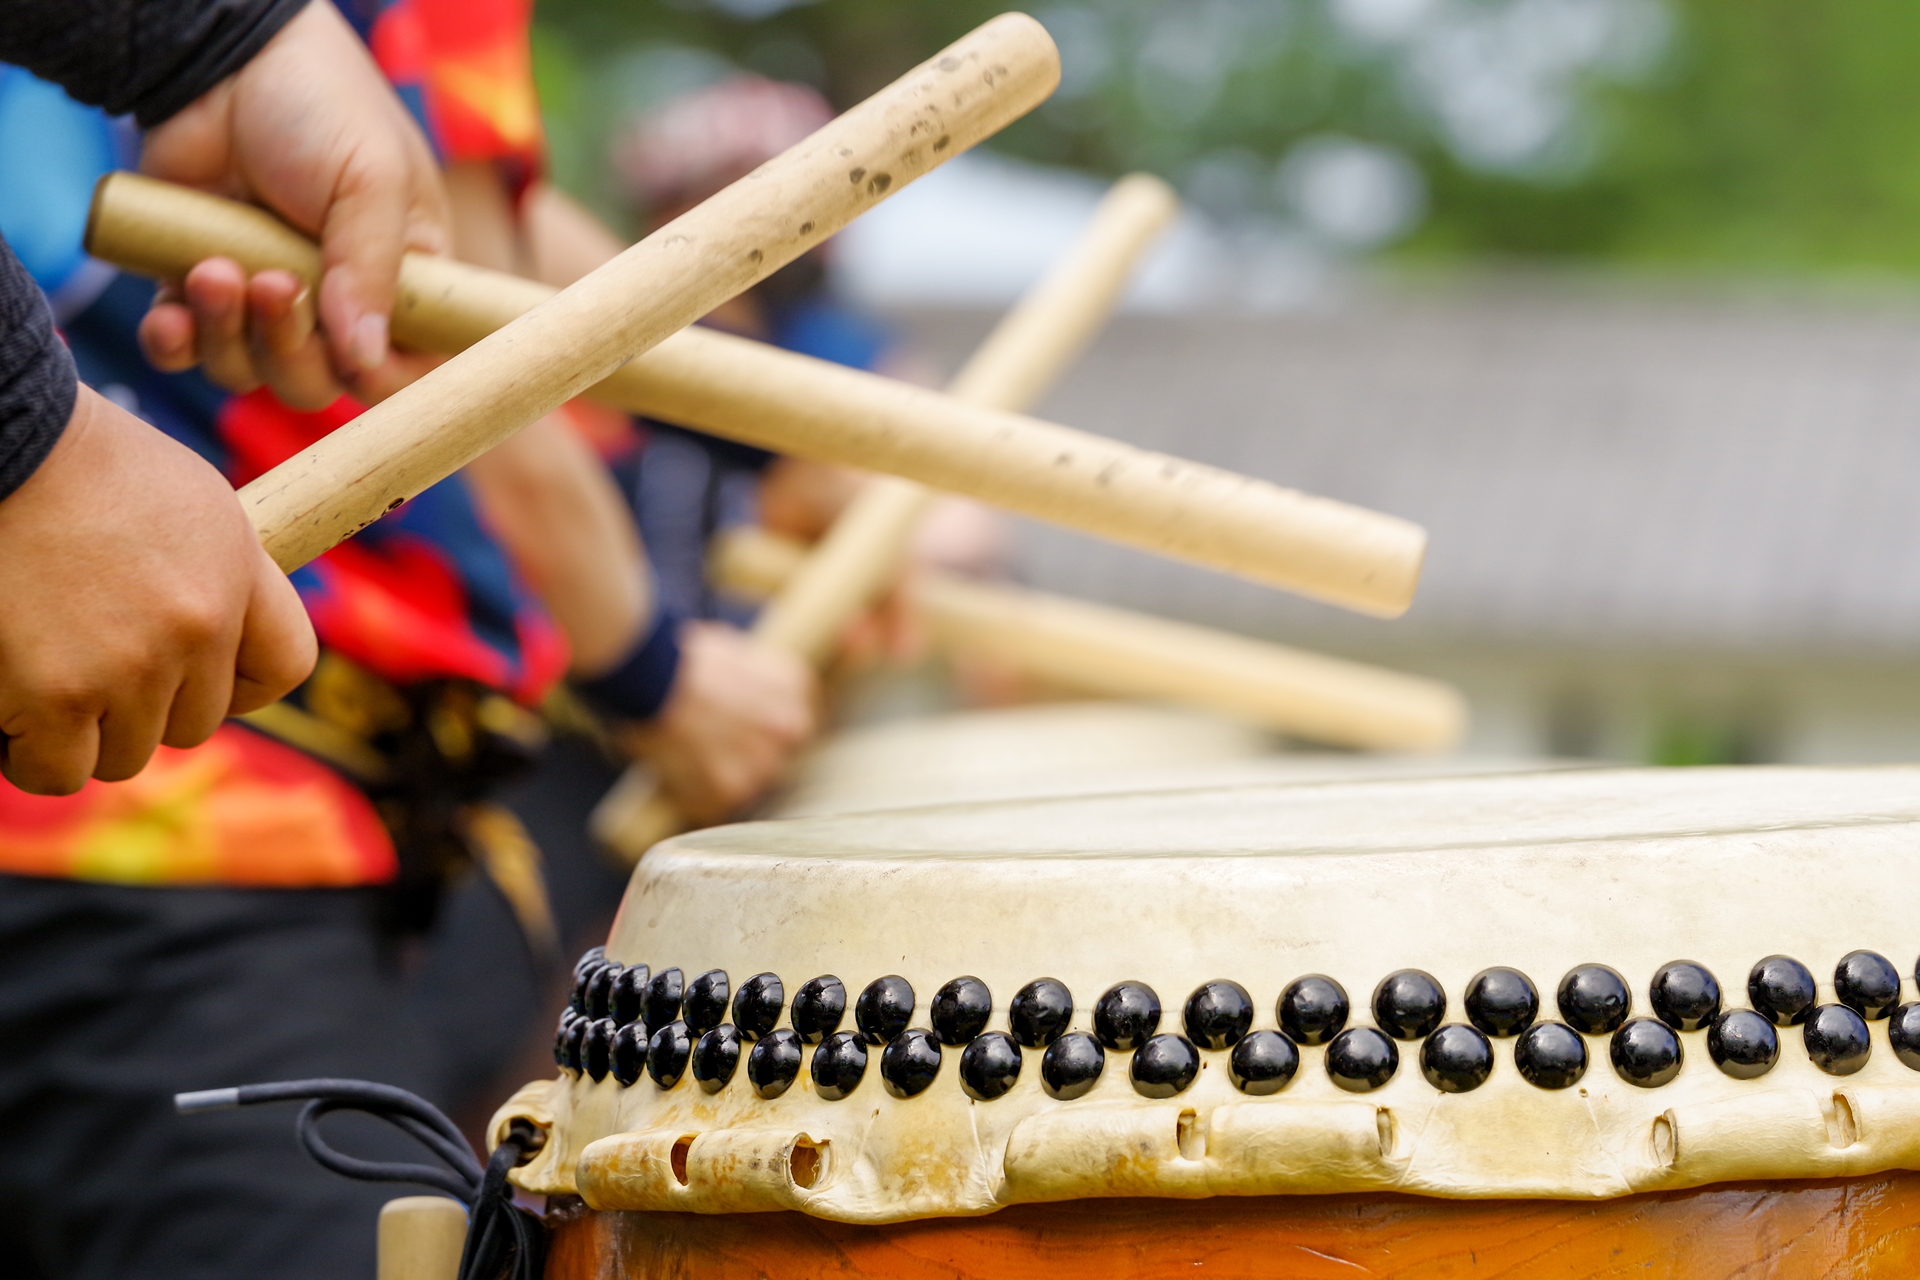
left=316, top=152, right=415, bottom=374
left=228, top=547, right=319, bottom=716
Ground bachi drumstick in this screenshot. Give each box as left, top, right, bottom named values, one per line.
left=592, top=174, right=1181, bottom=860
left=85, top=179, right=1427, bottom=617
left=711, top=525, right=1467, bottom=752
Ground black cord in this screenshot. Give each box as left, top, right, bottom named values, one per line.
left=176, top=1077, right=546, bottom=1280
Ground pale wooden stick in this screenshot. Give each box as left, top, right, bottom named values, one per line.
left=592, top=175, right=1181, bottom=860
left=86, top=174, right=1425, bottom=615
left=155, top=16, right=1060, bottom=571
left=711, top=526, right=1466, bottom=751
left=377, top=1197, right=466, bottom=1280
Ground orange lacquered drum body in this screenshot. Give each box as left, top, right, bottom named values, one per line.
left=497, top=765, right=1920, bottom=1278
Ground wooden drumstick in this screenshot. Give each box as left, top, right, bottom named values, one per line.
left=377, top=1196, right=466, bottom=1280
left=86, top=176, right=1425, bottom=616
left=591, top=175, right=1180, bottom=860
left=710, top=525, right=1466, bottom=751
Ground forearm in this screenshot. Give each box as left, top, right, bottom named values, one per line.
left=0, top=237, right=77, bottom=503
left=0, top=0, right=308, bottom=127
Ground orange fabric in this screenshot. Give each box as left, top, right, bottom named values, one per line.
left=0, top=725, right=397, bottom=887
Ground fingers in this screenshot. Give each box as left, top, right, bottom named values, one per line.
left=93, top=674, right=178, bottom=783
left=247, top=271, right=346, bottom=410
left=0, top=711, right=102, bottom=797
left=226, top=546, right=318, bottom=717
left=315, top=140, right=443, bottom=374
left=182, top=258, right=260, bottom=394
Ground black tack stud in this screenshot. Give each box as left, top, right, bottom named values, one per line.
left=1650, top=961, right=1721, bottom=1032
left=562, top=1015, right=589, bottom=1074
left=1183, top=980, right=1254, bottom=1051
left=684, top=969, right=730, bottom=1035
left=1373, top=970, right=1447, bottom=1041
left=1229, top=1030, right=1299, bottom=1096
left=732, top=972, right=784, bottom=1041
left=569, top=962, right=597, bottom=1016
left=583, top=1018, right=617, bottom=1082
left=1888, top=1003, right=1920, bottom=1071
left=811, top=1030, right=869, bottom=1100
left=573, top=945, right=606, bottom=981
left=1513, top=1021, right=1587, bottom=1090
left=1420, top=1024, right=1494, bottom=1093
left=879, top=1029, right=943, bottom=1099
left=1009, top=979, right=1074, bottom=1049
left=1040, top=1032, right=1105, bottom=1100
left=1093, top=982, right=1162, bottom=1051
left=1278, top=975, right=1350, bottom=1045
left=1130, top=1033, right=1201, bottom=1099
left=855, top=976, right=915, bottom=1046
left=691, top=1025, right=742, bottom=1093
left=1465, top=967, right=1539, bottom=1038
left=644, top=968, right=685, bottom=1031
left=932, top=977, right=993, bottom=1047
left=1557, top=964, right=1632, bottom=1035
left=612, top=1022, right=648, bottom=1087
left=1803, top=1004, right=1872, bottom=1075
left=1609, top=1017, right=1682, bottom=1088
left=1327, top=1027, right=1399, bottom=1092
left=611, top=965, right=649, bottom=1027
left=1707, top=1009, right=1779, bottom=1080
left=790, top=976, right=847, bottom=1044
left=553, top=1010, right=580, bottom=1071
left=960, top=1031, right=1024, bottom=1101
left=747, top=1029, right=802, bottom=1099
left=1835, top=951, right=1902, bottom=1020
left=586, top=964, right=621, bottom=1020
left=1748, top=955, right=1817, bottom=1028
left=646, top=1020, right=693, bottom=1089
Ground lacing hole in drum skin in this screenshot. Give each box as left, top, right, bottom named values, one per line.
left=960, top=1031, right=1024, bottom=1100
left=1748, top=955, right=1817, bottom=1027
left=1228, top=1029, right=1299, bottom=1095
left=1835, top=951, right=1902, bottom=1020
left=645, top=968, right=685, bottom=1030
left=1131, top=1033, right=1201, bottom=1098
left=1650, top=961, right=1721, bottom=1032
left=1279, top=975, right=1349, bottom=1045
left=1609, top=1018, right=1682, bottom=1088
left=1373, top=970, right=1446, bottom=1041
left=1420, top=1024, right=1494, bottom=1093
left=932, top=977, right=993, bottom=1047
left=1513, top=1021, right=1587, bottom=1089
left=612, top=1021, right=648, bottom=1087
left=1183, top=980, right=1254, bottom=1050
left=647, top=1020, right=693, bottom=1089
left=586, top=963, right=621, bottom=1019
left=684, top=970, right=731, bottom=1034
left=747, top=1029, right=803, bottom=1099
left=732, top=972, right=784, bottom=1041
left=791, top=976, right=847, bottom=1044
left=855, top=976, right=915, bottom=1046
left=812, top=1030, right=869, bottom=1100
left=1888, top=1003, right=1920, bottom=1071
left=1464, top=967, right=1538, bottom=1037
left=562, top=1015, right=590, bottom=1074
left=584, top=1018, right=617, bottom=1082
left=1707, top=1009, right=1779, bottom=1080
left=1804, top=1003, right=1872, bottom=1075
left=1326, top=1027, right=1399, bottom=1092
left=880, top=1028, right=943, bottom=1098
left=1558, top=964, right=1632, bottom=1035
left=1009, top=979, right=1073, bottom=1049
left=691, top=1025, right=742, bottom=1093
left=1041, top=1032, right=1105, bottom=1100
left=1094, top=982, right=1162, bottom=1051
left=611, top=965, right=649, bottom=1027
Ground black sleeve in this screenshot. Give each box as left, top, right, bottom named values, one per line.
left=0, top=0, right=310, bottom=128
left=0, top=235, right=77, bottom=503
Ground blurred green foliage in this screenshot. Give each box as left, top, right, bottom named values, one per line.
left=533, top=0, right=1920, bottom=275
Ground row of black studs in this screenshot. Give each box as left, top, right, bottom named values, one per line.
left=556, top=949, right=1920, bottom=1100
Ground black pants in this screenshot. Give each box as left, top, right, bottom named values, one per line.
left=0, top=877, right=443, bottom=1280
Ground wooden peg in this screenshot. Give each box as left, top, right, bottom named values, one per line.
left=377, top=1196, right=466, bottom=1280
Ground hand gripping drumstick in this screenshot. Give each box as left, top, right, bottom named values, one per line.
left=85, top=187, right=1428, bottom=613
left=591, top=173, right=1183, bottom=859
left=711, top=524, right=1467, bottom=752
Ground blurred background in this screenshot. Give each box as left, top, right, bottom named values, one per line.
left=535, top=0, right=1920, bottom=766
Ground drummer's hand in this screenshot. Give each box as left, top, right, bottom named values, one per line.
left=135, top=0, right=449, bottom=407
left=617, top=621, right=817, bottom=824
left=0, top=386, right=316, bottom=795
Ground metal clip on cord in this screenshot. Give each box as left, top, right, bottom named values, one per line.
left=176, top=1078, right=547, bottom=1280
